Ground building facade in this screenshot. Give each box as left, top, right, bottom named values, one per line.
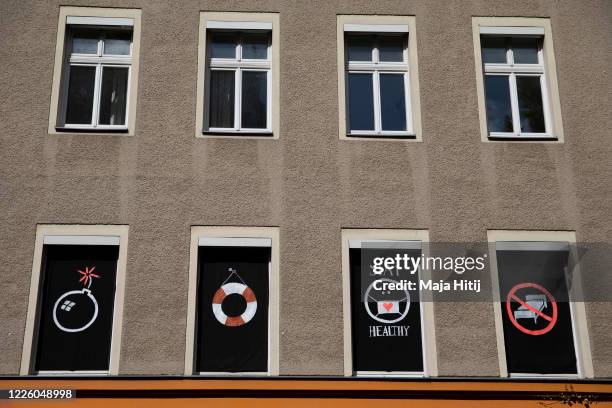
left=0, top=0, right=611, bottom=405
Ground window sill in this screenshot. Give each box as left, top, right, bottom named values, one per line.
left=486, top=133, right=559, bottom=142
left=343, top=132, right=419, bottom=142
left=200, top=130, right=275, bottom=139
left=53, top=127, right=130, bottom=135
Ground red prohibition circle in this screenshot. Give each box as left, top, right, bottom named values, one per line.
left=506, top=282, right=558, bottom=336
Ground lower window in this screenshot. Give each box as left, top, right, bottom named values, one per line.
left=348, top=239, right=426, bottom=374
left=495, top=241, right=580, bottom=375
left=31, top=239, right=121, bottom=373
left=194, top=238, right=271, bottom=373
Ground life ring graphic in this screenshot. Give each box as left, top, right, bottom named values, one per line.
left=212, top=281, right=257, bottom=327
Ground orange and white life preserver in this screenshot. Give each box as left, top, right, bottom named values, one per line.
left=212, top=282, right=257, bottom=327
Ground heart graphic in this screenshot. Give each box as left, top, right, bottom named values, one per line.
left=383, top=303, right=393, bottom=312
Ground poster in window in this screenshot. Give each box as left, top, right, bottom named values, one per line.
left=350, top=247, right=424, bottom=373
left=196, top=246, right=269, bottom=373
left=33, top=244, right=119, bottom=372
left=497, top=248, right=577, bottom=374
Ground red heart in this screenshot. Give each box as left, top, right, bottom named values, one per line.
left=383, top=303, right=393, bottom=311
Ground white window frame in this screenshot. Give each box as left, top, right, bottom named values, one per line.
left=337, top=16, right=423, bottom=142
left=481, top=35, right=552, bottom=139
left=345, top=33, right=413, bottom=137
left=341, top=229, right=438, bottom=377
left=20, top=225, right=129, bottom=376
left=472, top=18, right=565, bottom=143
left=204, top=31, right=272, bottom=134
left=48, top=7, right=142, bottom=136
left=487, top=230, right=594, bottom=379
left=58, top=27, right=133, bottom=131
left=184, top=226, right=280, bottom=376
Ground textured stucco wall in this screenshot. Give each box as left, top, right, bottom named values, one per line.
left=0, top=0, right=610, bottom=377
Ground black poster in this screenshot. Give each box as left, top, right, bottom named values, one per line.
left=34, top=244, right=119, bottom=372
left=497, top=249, right=577, bottom=374
left=350, top=247, right=424, bottom=373
left=196, top=246, right=269, bottom=373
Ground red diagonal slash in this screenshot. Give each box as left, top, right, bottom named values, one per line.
left=509, top=293, right=553, bottom=322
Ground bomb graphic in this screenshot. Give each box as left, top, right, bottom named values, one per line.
left=52, top=266, right=100, bottom=333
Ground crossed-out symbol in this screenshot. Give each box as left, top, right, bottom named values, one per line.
left=506, top=282, right=558, bottom=336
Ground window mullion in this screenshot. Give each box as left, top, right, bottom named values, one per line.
left=373, top=70, right=382, bottom=133
left=508, top=72, right=521, bottom=135
left=92, top=64, right=103, bottom=127
left=235, top=68, right=241, bottom=130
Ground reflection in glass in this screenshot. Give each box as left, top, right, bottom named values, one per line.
left=241, top=71, right=267, bottom=129
left=209, top=70, right=235, bottom=128
left=103, top=31, right=132, bottom=55
left=481, top=37, right=507, bottom=64
left=242, top=33, right=268, bottom=59
left=380, top=74, right=406, bottom=131
left=484, top=75, right=513, bottom=132
left=65, top=66, right=96, bottom=124
left=378, top=36, right=405, bottom=62
left=72, top=31, right=98, bottom=54
left=347, top=35, right=374, bottom=61
left=99, top=67, right=129, bottom=125
left=513, top=38, right=540, bottom=64
left=210, top=33, right=237, bottom=59
left=517, top=76, right=545, bottom=133
left=348, top=73, right=374, bottom=131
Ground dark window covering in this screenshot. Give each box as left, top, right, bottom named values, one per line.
left=33, top=245, right=119, bottom=372
left=196, top=246, right=270, bottom=373
left=350, top=247, right=424, bottom=373
left=497, top=249, right=578, bottom=374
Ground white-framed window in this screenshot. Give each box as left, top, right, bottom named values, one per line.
left=20, top=225, right=129, bottom=375
left=472, top=18, right=564, bottom=142
left=184, top=227, right=280, bottom=376
left=49, top=7, right=141, bottom=135
left=344, top=29, right=412, bottom=137
left=60, top=19, right=133, bottom=130
left=341, top=229, right=437, bottom=377
left=487, top=231, right=593, bottom=379
left=202, top=21, right=273, bottom=135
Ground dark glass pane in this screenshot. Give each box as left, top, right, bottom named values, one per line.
left=513, top=37, right=540, bottom=64
left=347, top=35, right=374, bottom=61
left=210, top=32, right=237, bottom=59
left=241, top=71, right=267, bottom=129
left=71, top=29, right=98, bottom=54
left=242, top=33, right=268, bottom=59
left=484, top=75, right=513, bottom=132
left=99, top=67, right=129, bottom=126
left=209, top=70, right=235, bottom=128
left=103, top=30, right=132, bottom=55
left=65, top=65, right=96, bottom=125
left=517, top=76, right=546, bottom=133
left=481, top=37, right=507, bottom=64
left=379, top=74, right=407, bottom=131
left=347, top=73, right=374, bottom=131
left=378, top=35, right=405, bottom=62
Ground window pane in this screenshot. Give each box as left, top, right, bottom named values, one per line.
left=210, top=32, right=237, bottom=59
left=209, top=70, right=235, bottom=128
left=378, top=36, right=405, bottom=62
left=103, top=30, right=132, bottom=55
left=516, top=76, right=546, bottom=133
left=347, top=73, right=375, bottom=131
left=242, top=33, right=268, bottom=59
left=71, top=30, right=98, bottom=54
left=513, top=37, right=540, bottom=64
left=379, top=74, right=407, bottom=131
left=241, top=71, right=267, bottom=129
left=65, top=65, right=96, bottom=125
left=347, top=35, right=374, bottom=61
left=481, top=37, right=507, bottom=64
left=99, top=67, right=129, bottom=126
left=484, top=75, right=514, bottom=133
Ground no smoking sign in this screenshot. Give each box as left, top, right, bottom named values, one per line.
left=506, top=282, right=558, bottom=336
